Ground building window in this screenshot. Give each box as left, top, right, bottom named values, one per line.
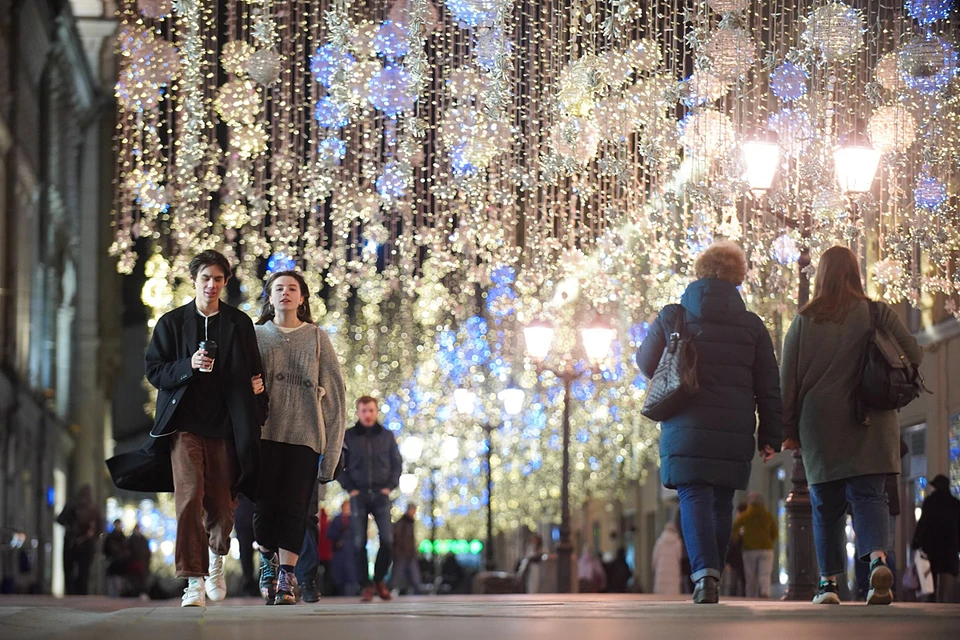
left=950, top=413, right=960, bottom=499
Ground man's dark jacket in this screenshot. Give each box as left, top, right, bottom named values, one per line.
left=107, top=300, right=268, bottom=499
left=393, top=514, right=417, bottom=559
left=338, top=422, right=402, bottom=493
left=636, top=278, right=782, bottom=490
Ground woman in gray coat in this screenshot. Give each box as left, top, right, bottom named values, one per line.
left=781, top=246, right=922, bottom=606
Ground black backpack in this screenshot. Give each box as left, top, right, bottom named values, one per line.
left=857, top=300, right=928, bottom=425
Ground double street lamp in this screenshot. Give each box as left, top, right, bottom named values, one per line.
left=741, top=136, right=881, bottom=601
left=522, top=318, right=616, bottom=593
left=453, top=381, right=524, bottom=572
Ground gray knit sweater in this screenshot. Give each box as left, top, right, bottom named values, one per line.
left=255, top=322, right=346, bottom=482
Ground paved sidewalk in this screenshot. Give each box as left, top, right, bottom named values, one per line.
left=1, top=595, right=958, bottom=640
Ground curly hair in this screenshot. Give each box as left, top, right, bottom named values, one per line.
left=694, top=240, right=748, bottom=285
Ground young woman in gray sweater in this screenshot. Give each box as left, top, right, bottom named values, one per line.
left=253, top=270, right=346, bottom=605
left=781, top=246, right=922, bottom=606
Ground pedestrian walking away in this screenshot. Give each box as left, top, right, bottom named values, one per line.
left=636, top=240, right=783, bottom=604
left=781, top=246, right=923, bottom=606
left=392, top=503, right=422, bottom=595
left=732, top=492, right=778, bottom=598
left=103, top=519, right=129, bottom=598
left=912, top=475, right=960, bottom=603
left=107, top=250, right=269, bottom=608
left=57, top=484, right=103, bottom=596
left=327, top=501, right=359, bottom=596
left=338, top=396, right=403, bottom=602
left=254, top=270, right=347, bottom=605
left=652, top=522, right=683, bottom=595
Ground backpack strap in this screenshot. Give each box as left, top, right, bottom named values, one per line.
left=867, top=299, right=880, bottom=332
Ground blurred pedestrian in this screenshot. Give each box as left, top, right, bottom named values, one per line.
left=254, top=270, right=346, bottom=606
left=327, top=501, right=358, bottom=596
left=605, top=548, right=632, bottom=593
left=520, top=533, right=543, bottom=594
left=103, top=519, right=128, bottom=598
left=578, top=547, right=607, bottom=593
left=392, top=503, right=422, bottom=595
left=731, top=493, right=778, bottom=598
left=338, top=396, right=403, bottom=602
left=128, top=524, right=152, bottom=598
left=316, top=506, right=335, bottom=596
left=57, top=484, right=103, bottom=596
left=781, top=246, right=922, bottom=606
left=723, top=502, right=748, bottom=597
left=652, top=523, right=683, bottom=595
left=912, top=475, right=960, bottom=603
left=234, top=495, right=259, bottom=597
left=295, top=480, right=322, bottom=603
left=637, top=240, right=783, bottom=604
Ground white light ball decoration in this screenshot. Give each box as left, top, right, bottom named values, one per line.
left=347, top=59, right=382, bottom=104
left=245, top=49, right=282, bottom=86
left=679, top=109, right=738, bottom=160
left=221, top=40, right=255, bottom=76
left=867, top=105, right=918, bottom=154
left=602, top=50, right=637, bottom=88
left=898, top=36, right=959, bottom=94
left=812, top=187, right=849, bottom=220
left=230, top=124, right=269, bottom=159
left=374, top=21, right=410, bottom=60
left=474, top=27, right=513, bottom=71
left=681, top=71, right=731, bottom=106
left=773, top=234, right=801, bottom=264
left=214, top=80, right=260, bottom=126
left=625, top=75, right=674, bottom=127
left=558, top=54, right=606, bottom=117
left=219, top=201, right=250, bottom=230
left=874, top=52, right=902, bottom=92
left=626, top=39, right=663, bottom=72
left=116, top=66, right=161, bottom=112
left=768, top=108, right=815, bottom=157
left=551, top=116, right=601, bottom=164
left=874, top=258, right=903, bottom=287
left=367, top=66, right=417, bottom=117
left=388, top=0, right=441, bottom=35
left=706, top=0, right=751, bottom=12
left=802, top=2, right=865, bottom=61
left=447, top=67, right=485, bottom=99
left=138, top=0, right=173, bottom=19
left=595, top=97, right=640, bottom=140
left=376, top=161, right=408, bottom=199
left=703, top=27, right=757, bottom=81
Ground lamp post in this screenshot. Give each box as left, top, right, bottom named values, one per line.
left=522, top=317, right=615, bottom=593
left=453, top=382, right=525, bottom=572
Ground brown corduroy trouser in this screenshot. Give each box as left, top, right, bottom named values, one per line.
left=171, top=432, right=238, bottom=578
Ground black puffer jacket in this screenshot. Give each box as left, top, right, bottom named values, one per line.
left=637, top=278, right=783, bottom=490
left=338, top=422, right=402, bottom=493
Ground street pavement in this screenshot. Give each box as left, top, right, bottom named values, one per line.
left=1, top=595, right=959, bottom=640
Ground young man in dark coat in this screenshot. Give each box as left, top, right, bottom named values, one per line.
left=637, top=240, right=782, bottom=604
left=338, top=396, right=403, bottom=602
left=108, top=250, right=268, bottom=607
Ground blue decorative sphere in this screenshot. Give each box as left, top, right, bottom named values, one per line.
left=906, top=0, right=954, bottom=26
left=770, top=62, right=809, bottom=102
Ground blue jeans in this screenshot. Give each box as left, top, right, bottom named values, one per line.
left=352, top=491, right=394, bottom=586
left=810, top=474, right=888, bottom=577
left=295, top=481, right=320, bottom=586
left=676, top=484, right=736, bottom=581
left=855, top=513, right=897, bottom=598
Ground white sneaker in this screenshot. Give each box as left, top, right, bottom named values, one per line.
left=205, top=548, right=228, bottom=602
left=182, top=577, right=206, bottom=607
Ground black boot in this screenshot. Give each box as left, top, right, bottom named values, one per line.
left=301, top=578, right=320, bottom=603
left=692, top=577, right=719, bottom=604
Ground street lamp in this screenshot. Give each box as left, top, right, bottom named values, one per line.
left=742, top=140, right=780, bottom=194
left=454, top=379, right=526, bottom=571
left=834, top=143, right=882, bottom=194
left=523, top=316, right=615, bottom=593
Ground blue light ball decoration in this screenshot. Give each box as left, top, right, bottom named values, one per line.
left=445, top=0, right=498, bottom=28
left=490, top=265, right=516, bottom=286
left=449, top=143, right=478, bottom=176
left=576, top=428, right=590, bottom=443
left=314, top=96, right=350, bottom=129
left=770, top=62, right=809, bottom=102
left=898, top=36, right=959, bottom=94
left=629, top=322, right=650, bottom=346
left=906, top=0, right=954, bottom=25
left=374, top=21, right=410, bottom=60
left=632, top=372, right=648, bottom=391
left=310, top=44, right=355, bottom=89
left=915, top=174, right=948, bottom=209
left=367, top=65, right=416, bottom=117
left=486, top=285, right=517, bottom=317
left=572, top=376, right=596, bottom=402
left=464, top=315, right=488, bottom=339
left=266, top=252, right=297, bottom=274
left=319, top=136, right=346, bottom=163
left=376, top=161, right=407, bottom=198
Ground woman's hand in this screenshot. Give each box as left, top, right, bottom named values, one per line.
left=782, top=437, right=801, bottom=451
left=251, top=374, right=265, bottom=395
left=761, top=445, right=776, bottom=463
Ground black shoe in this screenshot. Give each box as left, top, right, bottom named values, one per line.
left=259, top=553, right=278, bottom=605
left=812, top=580, right=841, bottom=605
left=692, top=577, right=719, bottom=604
left=866, top=558, right=894, bottom=605
left=301, top=578, right=320, bottom=603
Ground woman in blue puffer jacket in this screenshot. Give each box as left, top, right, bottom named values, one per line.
left=637, top=240, right=783, bottom=603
